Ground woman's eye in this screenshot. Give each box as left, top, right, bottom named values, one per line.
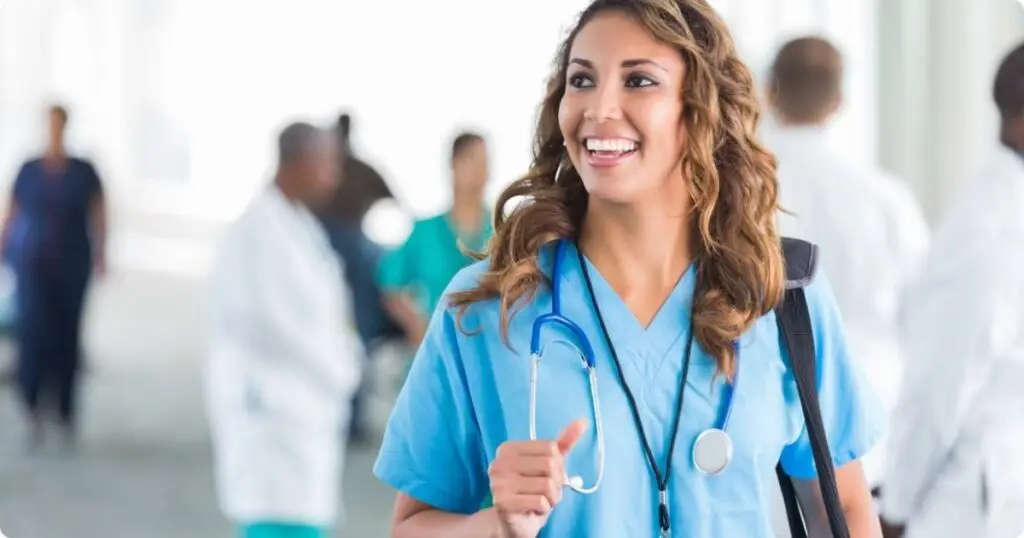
left=625, top=75, right=657, bottom=88
left=569, top=74, right=595, bottom=89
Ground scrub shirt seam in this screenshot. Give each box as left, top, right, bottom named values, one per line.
left=783, top=416, right=886, bottom=480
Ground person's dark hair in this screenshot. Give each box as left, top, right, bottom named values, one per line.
left=448, top=0, right=783, bottom=378
left=49, top=104, right=69, bottom=126
left=993, top=43, right=1024, bottom=122
left=451, top=132, right=485, bottom=162
left=278, top=122, right=325, bottom=166
left=769, top=36, right=843, bottom=123
left=338, top=113, right=352, bottom=140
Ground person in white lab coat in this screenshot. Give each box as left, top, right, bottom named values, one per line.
left=206, top=122, right=361, bottom=538
left=764, top=36, right=930, bottom=489
left=879, top=42, right=1024, bottom=538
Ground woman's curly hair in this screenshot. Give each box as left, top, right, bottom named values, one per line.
left=448, top=0, right=784, bottom=378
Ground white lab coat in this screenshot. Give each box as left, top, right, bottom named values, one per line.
left=768, top=125, right=931, bottom=486
left=206, top=185, right=361, bottom=526
left=883, top=144, right=1024, bottom=538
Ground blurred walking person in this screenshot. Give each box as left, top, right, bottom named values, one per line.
left=376, top=132, right=492, bottom=349
left=206, top=122, right=361, bottom=538
left=1, top=104, right=108, bottom=449
left=317, top=113, right=406, bottom=444
left=880, top=42, right=1024, bottom=538
left=764, top=37, right=930, bottom=490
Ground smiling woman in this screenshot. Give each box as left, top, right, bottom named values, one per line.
left=373, top=1, right=884, bottom=537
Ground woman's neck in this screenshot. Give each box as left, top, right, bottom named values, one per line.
left=578, top=197, right=693, bottom=296
left=450, top=190, right=484, bottom=234
left=44, top=146, right=66, bottom=161
left=42, top=147, right=68, bottom=173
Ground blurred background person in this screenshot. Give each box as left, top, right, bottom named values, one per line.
left=329, top=113, right=396, bottom=221
left=205, top=122, right=361, bottom=538
left=1, top=104, right=108, bottom=449
left=316, top=112, right=406, bottom=445
left=1, top=2, right=1023, bottom=537
left=880, top=42, right=1024, bottom=538
left=764, top=37, right=930, bottom=490
left=376, top=131, right=492, bottom=351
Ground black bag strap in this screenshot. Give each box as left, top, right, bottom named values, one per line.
left=775, top=237, right=850, bottom=538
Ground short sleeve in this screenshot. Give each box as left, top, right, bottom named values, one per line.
left=372, top=302, right=488, bottom=513
left=376, top=222, right=418, bottom=292
left=11, top=162, right=31, bottom=203
left=779, top=270, right=887, bottom=479
left=82, top=160, right=104, bottom=198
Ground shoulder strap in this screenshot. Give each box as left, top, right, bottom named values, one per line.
left=775, top=237, right=850, bottom=538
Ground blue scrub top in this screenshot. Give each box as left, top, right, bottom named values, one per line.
left=374, top=241, right=884, bottom=537
left=12, top=157, right=102, bottom=272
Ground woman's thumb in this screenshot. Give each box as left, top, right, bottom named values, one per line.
left=556, top=419, right=589, bottom=455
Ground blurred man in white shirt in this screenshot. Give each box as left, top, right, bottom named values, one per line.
left=206, top=122, right=361, bottom=538
left=764, top=37, right=930, bottom=493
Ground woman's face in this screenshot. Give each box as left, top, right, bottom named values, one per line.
left=453, top=140, right=489, bottom=195
left=558, top=10, right=687, bottom=206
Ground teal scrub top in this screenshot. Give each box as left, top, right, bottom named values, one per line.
left=376, top=211, right=492, bottom=317
left=373, top=241, right=885, bottom=537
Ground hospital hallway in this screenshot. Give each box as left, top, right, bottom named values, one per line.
left=0, top=251, right=395, bottom=538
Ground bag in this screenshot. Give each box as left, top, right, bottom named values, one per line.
left=775, top=237, right=850, bottom=538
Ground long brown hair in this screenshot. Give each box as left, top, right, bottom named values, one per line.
left=448, top=0, right=784, bottom=377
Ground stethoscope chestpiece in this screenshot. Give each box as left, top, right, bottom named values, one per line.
left=692, top=428, right=733, bottom=476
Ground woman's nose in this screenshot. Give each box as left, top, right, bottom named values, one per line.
left=583, top=83, right=623, bottom=122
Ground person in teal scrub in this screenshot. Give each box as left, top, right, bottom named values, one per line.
left=377, top=132, right=492, bottom=349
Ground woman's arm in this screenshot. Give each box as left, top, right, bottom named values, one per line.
left=1, top=198, right=18, bottom=256
left=382, top=292, right=429, bottom=347
left=376, top=224, right=428, bottom=347
left=392, top=494, right=503, bottom=538
left=795, top=460, right=881, bottom=538
left=89, top=193, right=108, bottom=272
left=2, top=164, right=27, bottom=255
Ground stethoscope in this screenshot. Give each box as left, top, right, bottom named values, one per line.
left=527, top=239, right=740, bottom=498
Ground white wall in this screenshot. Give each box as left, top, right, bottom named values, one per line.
left=1, top=0, right=881, bottom=225
left=717, top=0, right=879, bottom=167
left=0, top=0, right=595, bottom=222
left=879, top=0, right=1024, bottom=222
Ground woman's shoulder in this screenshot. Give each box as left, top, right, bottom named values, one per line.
left=442, top=242, right=558, bottom=302
left=68, top=156, right=98, bottom=172
left=796, top=266, right=843, bottom=333
left=16, top=158, right=42, bottom=174
left=445, top=258, right=491, bottom=293
left=440, top=259, right=495, bottom=319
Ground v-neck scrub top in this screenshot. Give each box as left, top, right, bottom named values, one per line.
left=373, top=241, right=885, bottom=538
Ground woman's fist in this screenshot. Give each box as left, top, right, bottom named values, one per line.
left=489, top=419, right=588, bottom=538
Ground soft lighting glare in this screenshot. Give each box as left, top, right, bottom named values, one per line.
left=363, top=199, right=414, bottom=248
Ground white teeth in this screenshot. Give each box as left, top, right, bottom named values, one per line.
left=586, top=138, right=637, bottom=152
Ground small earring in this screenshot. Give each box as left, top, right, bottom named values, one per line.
left=562, top=140, right=567, bottom=147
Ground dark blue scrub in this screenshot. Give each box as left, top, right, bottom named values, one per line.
left=320, top=216, right=404, bottom=441
left=11, top=157, right=102, bottom=424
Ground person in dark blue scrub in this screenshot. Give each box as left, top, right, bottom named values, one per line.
left=316, top=113, right=405, bottom=444
left=1, top=105, right=108, bottom=448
